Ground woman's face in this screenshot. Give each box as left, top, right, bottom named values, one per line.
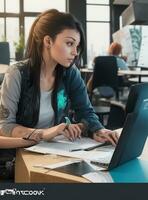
left=49, top=29, right=80, bottom=67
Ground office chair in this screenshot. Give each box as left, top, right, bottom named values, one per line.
left=89, top=56, right=119, bottom=125
left=0, top=42, right=10, bottom=85
left=107, top=83, right=148, bottom=130
left=0, top=42, right=10, bottom=65
left=91, top=56, right=119, bottom=100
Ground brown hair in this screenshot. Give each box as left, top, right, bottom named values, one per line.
left=108, top=42, right=122, bottom=56
left=25, top=9, right=85, bottom=68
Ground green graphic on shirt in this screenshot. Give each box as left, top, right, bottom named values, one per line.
left=57, top=89, right=67, bottom=111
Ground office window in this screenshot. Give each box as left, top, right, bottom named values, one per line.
left=24, top=17, right=36, bottom=44
left=86, top=0, right=110, bottom=66
left=87, top=0, right=109, bottom=4
left=87, top=22, right=110, bottom=65
left=6, top=0, right=19, bottom=13
left=0, top=18, right=4, bottom=40
left=6, top=18, right=19, bottom=58
left=0, top=0, right=66, bottom=59
left=24, top=0, right=66, bottom=12
left=0, top=0, right=4, bottom=12
left=87, top=5, right=109, bottom=21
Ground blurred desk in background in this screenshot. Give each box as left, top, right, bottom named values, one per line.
left=0, top=64, right=9, bottom=74
left=80, top=68, right=148, bottom=84
left=0, top=64, right=9, bottom=84
left=80, top=68, right=93, bottom=83
left=129, top=77, right=148, bottom=83
left=118, top=70, right=148, bottom=83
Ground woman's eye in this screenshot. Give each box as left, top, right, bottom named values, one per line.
left=67, top=42, right=73, bottom=46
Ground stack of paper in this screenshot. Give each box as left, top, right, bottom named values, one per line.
left=25, top=136, right=103, bottom=153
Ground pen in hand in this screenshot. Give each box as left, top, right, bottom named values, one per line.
left=64, top=117, right=73, bottom=141
left=64, top=117, right=71, bottom=126
left=64, top=117, right=82, bottom=141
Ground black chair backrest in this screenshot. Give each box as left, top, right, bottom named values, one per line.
left=125, top=83, right=148, bottom=117
left=92, top=56, right=118, bottom=91
left=0, top=42, right=10, bottom=65
left=107, top=83, right=148, bottom=130
left=106, top=102, right=125, bottom=130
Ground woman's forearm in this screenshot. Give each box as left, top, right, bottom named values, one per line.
left=0, top=136, right=36, bottom=148
left=11, top=124, right=65, bottom=141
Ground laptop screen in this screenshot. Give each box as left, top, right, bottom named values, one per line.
left=108, top=85, right=148, bottom=170
left=125, top=83, right=148, bottom=116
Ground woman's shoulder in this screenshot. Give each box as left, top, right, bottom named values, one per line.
left=65, top=64, right=80, bottom=75
left=63, top=65, right=82, bottom=89
left=7, top=60, right=29, bottom=77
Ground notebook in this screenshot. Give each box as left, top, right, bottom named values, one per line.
left=91, top=98, right=148, bottom=170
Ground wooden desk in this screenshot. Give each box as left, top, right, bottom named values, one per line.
left=15, top=136, right=148, bottom=183
left=0, top=64, right=9, bottom=74
left=15, top=149, right=89, bottom=183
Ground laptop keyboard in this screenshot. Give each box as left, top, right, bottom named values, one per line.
left=91, top=152, right=113, bottom=168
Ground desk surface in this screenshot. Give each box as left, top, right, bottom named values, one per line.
left=15, top=135, right=148, bottom=183
left=129, top=77, right=148, bottom=83
left=118, top=69, right=148, bottom=76
left=0, top=64, right=9, bottom=74
left=15, top=149, right=89, bottom=183
left=80, top=68, right=148, bottom=76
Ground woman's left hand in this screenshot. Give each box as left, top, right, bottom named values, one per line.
left=93, top=128, right=119, bottom=146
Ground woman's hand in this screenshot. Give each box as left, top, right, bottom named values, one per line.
left=54, top=123, right=67, bottom=134
left=27, top=123, right=82, bottom=142
left=93, top=129, right=119, bottom=146
left=41, top=123, right=67, bottom=141
left=63, top=124, right=82, bottom=141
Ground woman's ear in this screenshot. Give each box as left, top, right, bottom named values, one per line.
left=43, top=35, right=52, bottom=48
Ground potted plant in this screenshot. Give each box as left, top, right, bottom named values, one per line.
left=14, top=34, right=24, bottom=61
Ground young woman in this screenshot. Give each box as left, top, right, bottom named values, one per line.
left=0, top=9, right=118, bottom=148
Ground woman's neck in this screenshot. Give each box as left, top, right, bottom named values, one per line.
left=40, top=52, right=57, bottom=91
left=41, top=52, right=57, bottom=78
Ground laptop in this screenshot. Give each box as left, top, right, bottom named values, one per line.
left=91, top=85, right=148, bottom=170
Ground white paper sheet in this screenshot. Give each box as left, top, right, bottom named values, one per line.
left=25, top=136, right=104, bottom=154
left=82, top=171, right=113, bottom=183
left=52, top=135, right=103, bottom=150
left=25, top=142, right=112, bottom=162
